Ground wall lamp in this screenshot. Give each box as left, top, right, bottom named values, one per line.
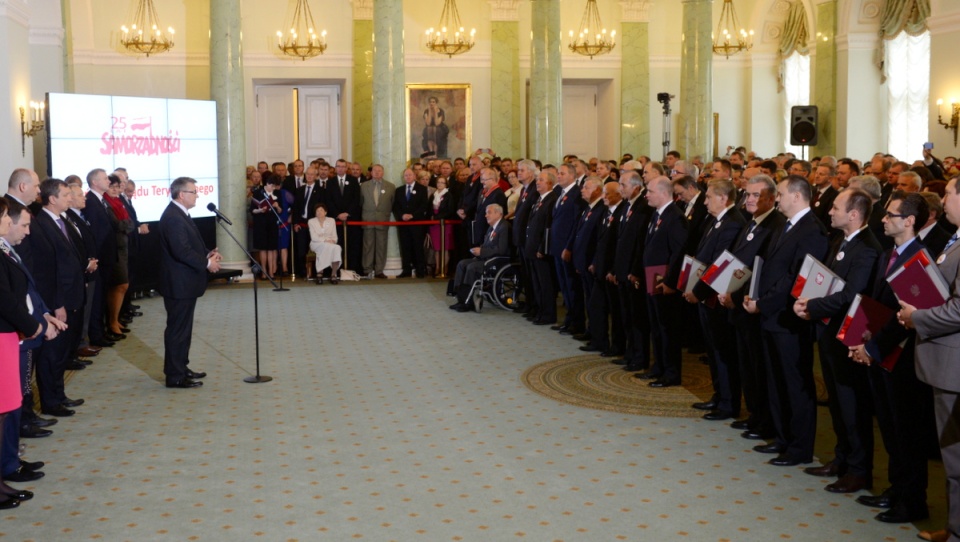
left=20, top=101, right=45, bottom=156
left=936, top=98, right=960, bottom=146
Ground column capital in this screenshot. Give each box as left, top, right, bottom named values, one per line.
left=352, top=0, right=373, bottom=20
left=619, top=1, right=652, bottom=23
left=489, top=0, right=520, bottom=21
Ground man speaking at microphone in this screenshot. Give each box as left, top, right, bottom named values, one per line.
left=157, top=177, right=221, bottom=389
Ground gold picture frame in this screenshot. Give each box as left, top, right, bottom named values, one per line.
left=406, top=83, right=471, bottom=162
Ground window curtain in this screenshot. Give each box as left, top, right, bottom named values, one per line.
left=885, top=31, right=930, bottom=161
left=783, top=52, right=811, bottom=156
left=777, top=1, right=809, bottom=93
left=877, top=0, right=931, bottom=82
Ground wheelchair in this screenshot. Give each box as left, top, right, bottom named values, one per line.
left=466, top=256, right=520, bottom=313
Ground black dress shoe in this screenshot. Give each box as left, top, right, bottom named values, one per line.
left=62, top=397, right=85, bottom=407
left=730, top=419, right=750, bottom=430
left=804, top=461, right=841, bottom=477
left=4, top=466, right=43, bottom=483
left=119, top=317, right=134, bottom=325
left=649, top=379, right=680, bottom=388
left=703, top=410, right=735, bottom=421
left=768, top=455, right=812, bottom=467
left=75, top=358, right=93, bottom=366
left=28, top=416, right=57, bottom=428
left=65, top=361, right=86, bottom=370
left=599, top=350, right=624, bottom=358
left=0, top=498, right=19, bottom=510
left=20, top=459, right=44, bottom=471
left=825, top=474, right=871, bottom=493
left=41, top=405, right=75, bottom=417
left=856, top=491, right=895, bottom=509
left=1, top=489, right=33, bottom=501
left=533, top=319, right=556, bottom=326
left=741, top=430, right=769, bottom=440
left=692, top=400, right=717, bottom=411
left=397, top=272, right=412, bottom=278
left=634, top=371, right=661, bottom=380
left=623, top=364, right=646, bottom=372
left=128, top=304, right=141, bottom=311
left=609, top=359, right=627, bottom=365
left=753, top=443, right=785, bottom=454
left=19, top=425, right=52, bottom=439
left=578, top=345, right=601, bottom=352
left=90, top=339, right=115, bottom=347
left=456, top=304, right=472, bottom=313
left=550, top=324, right=568, bottom=331
left=185, top=369, right=207, bottom=379
left=119, top=326, right=132, bottom=333
left=559, top=327, right=584, bottom=336
left=449, top=302, right=462, bottom=310
left=875, top=503, right=928, bottom=523
left=104, top=331, right=126, bottom=341
left=166, top=379, right=203, bottom=389
left=572, top=333, right=591, bottom=342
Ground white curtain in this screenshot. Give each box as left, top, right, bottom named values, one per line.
left=782, top=51, right=811, bottom=156
left=886, top=31, right=930, bottom=161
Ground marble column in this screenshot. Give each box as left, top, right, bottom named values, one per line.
left=678, top=0, right=713, bottom=161
left=619, top=1, right=651, bottom=157
left=372, top=0, right=405, bottom=270
left=529, top=0, right=562, bottom=165
left=489, top=1, right=521, bottom=158
left=352, top=0, right=374, bottom=167
left=210, top=0, right=247, bottom=270
left=812, top=0, right=837, bottom=157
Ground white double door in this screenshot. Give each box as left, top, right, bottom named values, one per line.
left=255, top=84, right=342, bottom=165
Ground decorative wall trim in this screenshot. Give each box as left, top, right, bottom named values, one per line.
left=29, top=24, right=64, bottom=46
left=488, top=0, right=520, bottom=22
left=407, top=52, right=494, bottom=69
left=836, top=32, right=878, bottom=52
left=351, top=0, right=373, bottom=21
left=0, top=0, right=30, bottom=28
left=244, top=52, right=353, bottom=69
left=619, top=0, right=652, bottom=23
left=519, top=53, right=623, bottom=70
left=928, top=11, right=960, bottom=36
left=72, top=48, right=210, bottom=67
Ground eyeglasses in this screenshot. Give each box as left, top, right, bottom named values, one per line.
left=884, top=211, right=907, bottom=219
left=181, top=190, right=198, bottom=194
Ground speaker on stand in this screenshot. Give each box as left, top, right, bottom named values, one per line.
left=790, top=105, right=818, bottom=160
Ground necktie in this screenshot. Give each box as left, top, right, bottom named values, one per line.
left=55, top=217, right=70, bottom=241
left=647, top=211, right=660, bottom=236
left=942, top=234, right=959, bottom=257
left=747, top=219, right=757, bottom=234
left=102, top=197, right=111, bottom=212
left=407, top=185, right=412, bottom=201
left=3, top=242, right=22, bottom=265
left=885, top=248, right=899, bottom=275
left=783, top=220, right=793, bottom=234
left=303, top=186, right=312, bottom=218
left=374, top=182, right=380, bottom=206
left=340, top=177, right=345, bottom=194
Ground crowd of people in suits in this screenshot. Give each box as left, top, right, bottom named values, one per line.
left=438, top=148, right=960, bottom=541
left=0, top=167, right=148, bottom=509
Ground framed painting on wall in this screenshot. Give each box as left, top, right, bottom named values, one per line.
left=406, top=84, right=471, bottom=161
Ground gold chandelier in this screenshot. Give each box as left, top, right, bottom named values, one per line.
left=713, top=0, right=753, bottom=58
left=277, top=0, right=327, bottom=61
left=568, top=0, right=616, bottom=59
left=425, top=0, right=476, bottom=58
left=120, top=0, right=174, bottom=57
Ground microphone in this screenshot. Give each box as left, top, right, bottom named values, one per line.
left=206, top=203, right=233, bottom=226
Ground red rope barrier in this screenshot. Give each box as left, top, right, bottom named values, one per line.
left=335, top=219, right=463, bottom=227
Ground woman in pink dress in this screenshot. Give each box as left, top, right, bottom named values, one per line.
left=428, top=177, right=457, bottom=277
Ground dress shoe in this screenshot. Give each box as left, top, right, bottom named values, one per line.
left=90, top=339, right=115, bottom=348
left=62, top=397, right=85, bottom=408
left=572, top=333, right=591, bottom=342
left=917, top=529, right=950, bottom=542
left=753, top=443, right=785, bottom=454
left=374, top=273, right=388, bottom=279
left=609, top=359, right=627, bottom=366
left=804, top=461, right=841, bottom=478
left=126, top=309, right=143, bottom=316
left=118, top=326, right=132, bottom=333
left=730, top=420, right=750, bottom=430
left=119, top=316, right=134, bottom=325
left=397, top=272, right=412, bottom=278
left=559, top=327, right=584, bottom=336
left=104, top=331, right=126, bottom=341
left=856, top=491, right=895, bottom=509
left=0, top=498, right=19, bottom=510
left=449, top=302, right=462, bottom=310
left=579, top=345, right=601, bottom=352
left=634, top=371, right=661, bottom=380
left=185, top=369, right=207, bottom=379
left=623, top=364, right=647, bottom=372
left=649, top=379, right=680, bottom=388
left=1, top=489, right=33, bottom=501
left=692, top=400, right=718, bottom=411
left=523, top=313, right=537, bottom=321
left=76, top=347, right=100, bottom=357
left=875, top=503, right=928, bottom=523
left=703, top=410, right=735, bottom=421
left=166, top=378, right=203, bottom=389
left=28, top=416, right=57, bottom=428
left=825, top=474, right=871, bottom=493
left=19, top=425, right=52, bottom=439
left=129, top=303, right=141, bottom=310
left=533, top=319, right=556, bottom=326
left=75, top=358, right=93, bottom=366
left=3, top=466, right=43, bottom=483
left=768, top=455, right=812, bottom=467
left=41, top=405, right=75, bottom=417
left=20, top=459, right=44, bottom=471
left=599, top=350, right=624, bottom=358
left=65, top=361, right=86, bottom=371
left=455, top=304, right=472, bottom=313
left=550, top=324, right=568, bottom=332
left=741, top=430, right=769, bottom=440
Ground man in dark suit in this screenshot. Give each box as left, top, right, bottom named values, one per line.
left=550, top=163, right=586, bottom=334
left=472, top=168, right=508, bottom=256
left=327, top=159, right=363, bottom=274
left=524, top=170, right=560, bottom=325
left=83, top=169, right=119, bottom=347
left=795, top=189, right=881, bottom=494
left=457, top=156, right=484, bottom=250
left=583, top=181, right=626, bottom=356
left=293, top=165, right=324, bottom=278
left=566, top=178, right=604, bottom=345
left=393, top=168, right=430, bottom=278
left=64, top=181, right=101, bottom=361
left=449, top=204, right=510, bottom=312
left=744, top=175, right=829, bottom=467
left=811, top=163, right=840, bottom=227
left=283, top=159, right=305, bottom=193
left=849, top=192, right=933, bottom=524
left=919, top=191, right=952, bottom=257
left=612, top=171, right=652, bottom=372
left=118, top=175, right=146, bottom=316
left=512, top=160, right=540, bottom=316
left=639, top=176, right=688, bottom=388
left=30, top=179, right=87, bottom=417
left=156, top=177, right=222, bottom=389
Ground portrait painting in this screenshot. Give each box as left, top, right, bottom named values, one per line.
left=406, top=84, right=471, bottom=161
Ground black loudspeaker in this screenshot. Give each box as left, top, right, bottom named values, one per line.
left=790, top=106, right=818, bottom=146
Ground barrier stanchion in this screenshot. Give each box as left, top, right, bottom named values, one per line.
left=341, top=221, right=349, bottom=271
left=438, top=219, right=447, bottom=279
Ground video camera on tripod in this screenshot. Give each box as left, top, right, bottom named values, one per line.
left=657, top=92, right=675, bottom=159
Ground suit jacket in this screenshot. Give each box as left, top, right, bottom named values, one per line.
left=283, top=174, right=304, bottom=193
left=811, top=185, right=839, bottom=226
left=756, top=210, right=829, bottom=332
left=478, top=220, right=511, bottom=259
left=591, top=201, right=625, bottom=278
left=864, top=238, right=926, bottom=367
left=682, top=192, right=709, bottom=255
left=29, top=209, right=86, bottom=311
left=473, top=188, right=507, bottom=246
left=548, top=185, right=585, bottom=257
left=569, top=201, right=606, bottom=274
left=294, top=183, right=324, bottom=225
left=360, top=179, right=396, bottom=222
left=432, top=190, right=458, bottom=220
left=65, top=209, right=98, bottom=283
left=921, top=223, right=952, bottom=258
left=156, top=202, right=209, bottom=300
left=728, top=211, right=786, bottom=323
left=913, top=236, right=960, bottom=393
left=326, top=175, right=362, bottom=223
left=613, top=197, right=652, bottom=282
left=393, top=183, right=430, bottom=221
left=0, top=245, right=44, bottom=336
left=691, top=208, right=747, bottom=301
left=511, top=182, right=539, bottom=249
left=84, top=191, right=119, bottom=270
left=523, top=191, right=559, bottom=259
left=641, top=202, right=688, bottom=291
left=458, top=175, right=482, bottom=219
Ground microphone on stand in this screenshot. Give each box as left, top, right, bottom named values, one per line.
left=207, top=203, right=233, bottom=226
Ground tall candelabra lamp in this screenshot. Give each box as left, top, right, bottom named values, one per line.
left=936, top=98, right=960, bottom=146
left=20, top=101, right=45, bottom=157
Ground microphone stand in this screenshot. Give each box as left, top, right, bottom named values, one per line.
left=212, top=214, right=274, bottom=384
left=258, top=188, right=290, bottom=292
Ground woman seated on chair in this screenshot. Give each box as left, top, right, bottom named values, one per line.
left=308, top=203, right=342, bottom=284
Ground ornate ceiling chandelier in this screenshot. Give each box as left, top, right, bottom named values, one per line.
left=277, top=0, right=327, bottom=61
left=713, top=0, right=754, bottom=58
left=568, top=0, right=616, bottom=59
left=120, top=0, right=174, bottom=57
left=425, top=0, right=476, bottom=58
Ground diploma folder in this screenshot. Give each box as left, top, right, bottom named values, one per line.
left=886, top=249, right=950, bottom=310
left=702, top=250, right=753, bottom=294
left=836, top=294, right=895, bottom=347
left=748, top=256, right=763, bottom=299
left=678, top=255, right=706, bottom=294
left=791, top=254, right=845, bottom=299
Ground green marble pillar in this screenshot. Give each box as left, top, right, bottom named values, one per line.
left=210, top=0, right=247, bottom=267
left=529, top=0, right=562, bottom=164
left=490, top=9, right=521, bottom=159
left=678, top=0, right=713, bottom=161
left=619, top=1, right=652, bottom=157
left=812, top=1, right=837, bottom=157
left=352, top=4, right=374, bottom=168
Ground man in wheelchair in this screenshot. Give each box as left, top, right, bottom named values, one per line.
left=449, top=203, right=511, bottom=312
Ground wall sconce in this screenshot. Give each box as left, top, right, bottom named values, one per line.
left=20, top=101, right=45, bottom=157
left=937, top=98, right=960, bottom=146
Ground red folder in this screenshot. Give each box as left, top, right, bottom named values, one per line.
left=645, top=265, right=668, bottom=295
left=887, top=249, right=949, bottom=310
left=836, top=294, right=895, bottom=347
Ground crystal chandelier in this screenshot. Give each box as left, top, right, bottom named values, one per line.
left=120, top=0, right=174, bottom=57
left=712, top=0, right=753, bottom=58
left=568, top=0, right=616, bottom=59
left=277, top=0, right=327, bottom=61
left=425, top=0, right=476, bottom=58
